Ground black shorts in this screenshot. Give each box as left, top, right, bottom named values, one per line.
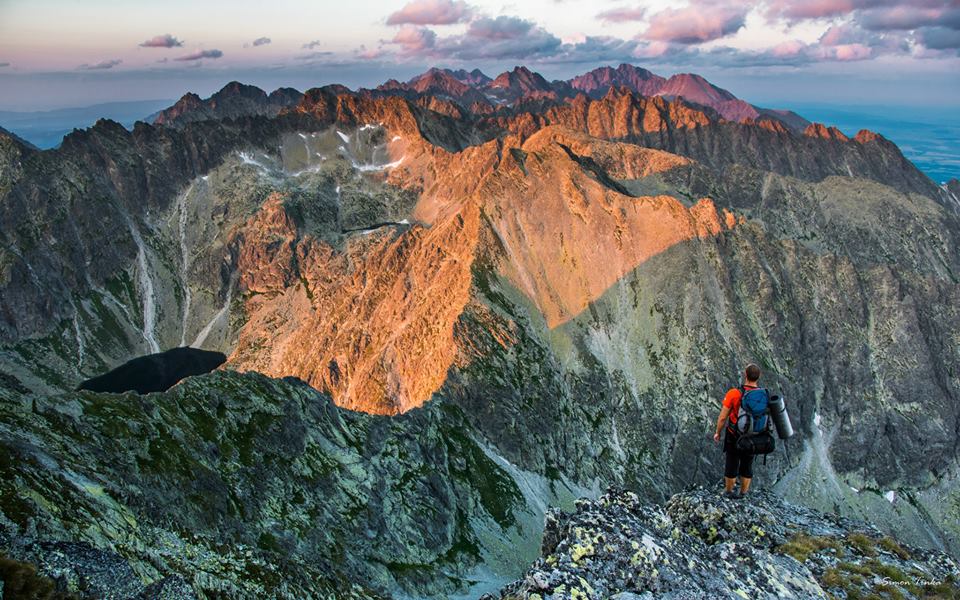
left=724, top=431, right=754, bottom=478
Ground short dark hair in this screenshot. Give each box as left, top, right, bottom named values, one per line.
left=745, top=364, right=761, bottom=382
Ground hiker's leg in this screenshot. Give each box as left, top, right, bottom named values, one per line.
left=739, top=452, right=754, bottom=494
left=724, top=450, right=738, bottom=492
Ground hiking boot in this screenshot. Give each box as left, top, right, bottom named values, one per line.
left=723, top=490, right=739, bottom=500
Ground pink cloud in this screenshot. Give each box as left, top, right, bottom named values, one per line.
left=771, top=39, right=806, bottom=56
left=78, top=58, right=122, bottom=70
left=386, top=0, right=472, bottom=25
left=859, top=6, right=953, bottom=30
left=766, top=0, right=901, bottom=21
left=834, top=43, right=874, bottom=59
left=596, top=6, right=647, bottom=23
left=356, top=44, right=386, bottom=59
left=139, top=34, right=183, bottom=48
left=174, top=49, right=223, bottom=61
left=642, top=4, right=748, bottom=44
left=389, top=26, right=437, bottom=53
left=820, top=24, right=859, bottom=45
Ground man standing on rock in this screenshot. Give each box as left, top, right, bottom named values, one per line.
left=713, top=364, right=762, bottom=499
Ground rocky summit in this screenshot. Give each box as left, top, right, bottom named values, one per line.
left=1, top=62, right=959, bottom=598
left=487, top=488, right=960, bottom=599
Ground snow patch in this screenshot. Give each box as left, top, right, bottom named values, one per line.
left=237, top=151, right=273, bottom=175
left=126, top=219, right=160, bottom=353
left=192, top=286, right=232, bottom=348
left=336, top=130, right=350, bottom=143
left=885, top=490, right=896, bottom=504
left=391, top=135, right=402, bottom=142
left=177, top=184, right=194, bottom=346
left=72, top=313, right=85, bottom=370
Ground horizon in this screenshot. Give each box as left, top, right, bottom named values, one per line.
left=2, top=60, right=957, bottom=184
left=1, top=0, right=958, bottom=112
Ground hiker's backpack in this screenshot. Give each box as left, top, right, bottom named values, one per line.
left=736, top=387, right=770, bottom=435
left=735, top=387, right=776, bottom=457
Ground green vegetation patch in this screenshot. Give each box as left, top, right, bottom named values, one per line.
left=776, top=533, right=846, bottom=563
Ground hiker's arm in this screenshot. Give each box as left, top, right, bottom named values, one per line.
left=714, top=405, right=731, bottom=440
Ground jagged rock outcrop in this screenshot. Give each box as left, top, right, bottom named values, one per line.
left=486, top=488, right=960, bottom=599
left=488, top=89, right=934, bottom=196
left=488, top=66, right=559, bottom=103
left=569, top=64, right=666, bottom=99
left=568, top=65, right=809, bottom=131
left=376, top=67, right=492, bottom=109
left=153, top=82, right=302, bottom=127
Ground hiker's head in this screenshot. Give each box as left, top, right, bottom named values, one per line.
left=745, top=364, right=761, bottom=384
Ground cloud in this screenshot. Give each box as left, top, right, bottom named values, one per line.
left=251, top=37, right=271, bottom=47
left=365, top=3, right=955, bottom=66
left=303, top=40, right=323, bottom=49
left=356, top=45, right=386, bottom=59
left=766, top=0, right=896, bottom=21
left=390, top=26, right=438, bottom=53
left=0, top=62, right=9, bottom=68
left=139, top=34, right=183, bottom=48
left=78, top=59, right=122, bottom=70
left=386, top=0, right=472, bottom=25
left=380, top=15, right=562, bottom=60
left=859, top=5, right=960, bottom=30
left=770, top=39, right=807, bottom=57
left=642, top=3, right=748, bottom=44
left=917, top=26, right=960, bottom=49
left=441, top=16, right=562, bottom=59
left=297, top=50, right=335, bottom=60
left=174, top=49, right=224, bottom=61
left=596, top=6, right=647, bottom=23
left=542, top=36, right=641, bottom=64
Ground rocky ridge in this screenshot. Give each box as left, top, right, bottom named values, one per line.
left=153, top=82, right=302, bottom=127
left=486, top=488, right=960, bottom=599
left=1, top=370, right=582, bottom=598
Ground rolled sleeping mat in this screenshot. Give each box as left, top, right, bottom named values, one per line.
left=769, top=395, right=794, bottom=439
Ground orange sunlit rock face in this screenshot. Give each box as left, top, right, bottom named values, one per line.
left=480, top=133, right=734, bottom=329
left=224, top=99, right=738, bottom=414
left=227, top=196, right=480, bottom=415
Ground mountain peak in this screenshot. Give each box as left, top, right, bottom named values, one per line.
left=153, top=82, right=302, bottom=126
left=491, top=65, right=552, bottom=91
left=804, top=122, right=850, bottom=142
left=657, top=73, right=737, bottom=104
left=854, top=128, right=883, bottom=144
left=569, top=63, right=665, bottom=98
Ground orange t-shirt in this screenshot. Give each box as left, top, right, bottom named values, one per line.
left=723, top=384, right=758, bottom=428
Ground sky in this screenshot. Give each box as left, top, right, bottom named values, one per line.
left=0, top=0, right=958, bottom=111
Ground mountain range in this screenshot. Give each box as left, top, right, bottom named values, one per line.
left=1, top=63, right=959, bottom=599
left=152, top=64, right=811, bottom=133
